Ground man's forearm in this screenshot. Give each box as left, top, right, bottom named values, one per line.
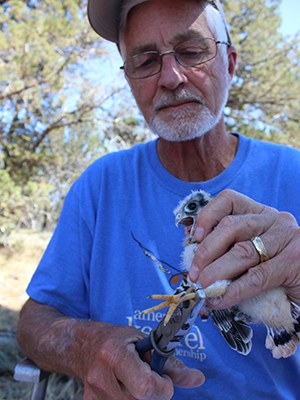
left=17, top=298, right=106, bottom=378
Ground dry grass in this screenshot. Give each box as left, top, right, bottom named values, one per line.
left=0, top=229, right=51, bottom=311
left=0, top=229, right=83, bottom=399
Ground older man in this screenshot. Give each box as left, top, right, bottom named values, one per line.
left=17, top=1, right=300, bottom=399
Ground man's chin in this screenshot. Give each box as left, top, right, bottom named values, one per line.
left=148, top=112, right=220, bottom=142
left=149, top=121, right=212, bottom=142
left=157, top=132, right=205, bottom=142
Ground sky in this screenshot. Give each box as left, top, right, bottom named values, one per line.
left=280, top=0, right=300, bottom=36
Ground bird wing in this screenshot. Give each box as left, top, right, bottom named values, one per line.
left=210, top=309, right=253, bottom=355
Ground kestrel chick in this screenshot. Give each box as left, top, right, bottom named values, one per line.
left=174, top=190, right=300, bottom=358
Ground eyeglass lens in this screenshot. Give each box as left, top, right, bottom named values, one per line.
left=124, top=38, right=219, bottom=79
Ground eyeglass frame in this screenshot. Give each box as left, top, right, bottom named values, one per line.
left=206, top=0, right=232, bottom=45
left=120, top=37, right=230, bottom=80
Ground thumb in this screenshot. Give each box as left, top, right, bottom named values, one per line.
left=163, top=356, right=205, bottom=388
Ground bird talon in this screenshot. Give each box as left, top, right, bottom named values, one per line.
left=143, top=291, right=196, bottom=324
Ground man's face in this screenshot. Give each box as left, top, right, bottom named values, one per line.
left=120, top=0, right=235, bottom=142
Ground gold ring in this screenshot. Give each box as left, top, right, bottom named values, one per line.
left=251, top=236, right=269, bottom=263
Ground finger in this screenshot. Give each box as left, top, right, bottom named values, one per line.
left=163, top=355, right=205, bottom=388
left=193, top=189, right=271, bottom=242
left=191, top=239, right=260, bottom=288
left=84, top=389, right=99, bottom=400
left=189, top=213, right=276, bottom=283
left=84, top=364, right=133, bottom=400
left=115, top=343, right=174, bottom=400
left=189, top=210, right=296, bottom=284
left=210, top=255, right=283, bottom=309
left=83, top=328, right=148, bottom=400
left=209, top=236, right=300, bottom=309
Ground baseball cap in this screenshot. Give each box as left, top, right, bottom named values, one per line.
left=87, top=0, right=231, bottom=45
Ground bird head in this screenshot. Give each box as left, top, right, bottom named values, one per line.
left=174, top=190, right=212, bottom=236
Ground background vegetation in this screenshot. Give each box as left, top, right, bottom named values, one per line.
left=0, top=0, right=299, bottom=398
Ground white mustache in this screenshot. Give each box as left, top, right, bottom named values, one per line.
left=154, top=90, right=205, bottom=111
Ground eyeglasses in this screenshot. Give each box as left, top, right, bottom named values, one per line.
left=120, top=38, right=230, bottom=80
left=206, top=0, right=232, bottom=45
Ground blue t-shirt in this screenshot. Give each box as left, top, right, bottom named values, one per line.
left=27, top=134, right=300, bottom=399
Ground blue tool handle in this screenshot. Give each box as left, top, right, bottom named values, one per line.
left=136, top=334, right=172, bottom=376
left=135, top=336, right=152, bottom=354
left=150, top=351, right=168, bottom=375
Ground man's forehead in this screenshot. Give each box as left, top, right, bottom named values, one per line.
left=88, top=0, right=231, bottom=46
left=123, top=0, right=230, bottom=47
left=124, top=2, right=211, bottom=55
left=126, top=0, right=201, bottom=19
left=124, top=0, right=208, bottom=41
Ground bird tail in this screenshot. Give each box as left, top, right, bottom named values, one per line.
left=210, top=309, right=253, bottom=355
left=266, top=302, right=300, bottom=359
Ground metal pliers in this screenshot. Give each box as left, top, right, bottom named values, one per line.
left=136, top=284, right=206, bottom=375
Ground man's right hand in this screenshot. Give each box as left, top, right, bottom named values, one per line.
left=17, top=299, right=204, bottom=400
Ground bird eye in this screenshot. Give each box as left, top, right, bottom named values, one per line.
left=184, top=201, right=198, bottom=214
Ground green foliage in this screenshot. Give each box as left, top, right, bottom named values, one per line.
left=0, top=170, right=22, bottom=245
left=0, top=0, right=116, bottom=237
left=223, top=0, right=300, bottom=144
left=0, top=0, right=299, bottom=241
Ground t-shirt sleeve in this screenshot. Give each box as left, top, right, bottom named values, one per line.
left=26, top=181, right=93, bottom=319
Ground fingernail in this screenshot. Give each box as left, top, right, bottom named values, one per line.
left=194, top=227, right=205, bottom=242
left=207, top=297, right=222, bottom=307
left=189, top=265, right=198, bottom=282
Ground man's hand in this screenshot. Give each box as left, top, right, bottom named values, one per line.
left=17, top=299, right=204, bottom=400
left=77, top=322, right=204, bottom=400
left=188, top=189, right=300, bottom=308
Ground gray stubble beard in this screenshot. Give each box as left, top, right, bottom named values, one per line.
left=148, top=86, right=229, bottom=142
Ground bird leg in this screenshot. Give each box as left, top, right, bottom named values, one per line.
left=143, top=285, right=196, bottom=324
left=204, top=280, right=230, bottom=299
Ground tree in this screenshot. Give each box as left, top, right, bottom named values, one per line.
left=0, top=0, right=150, bottom=239
left=0, top=0, right=102, bottom=179
left=223, top=0, right=300, bottom=146
left=0, top=0, right=299, bottom=244
left=0, top=1, right=86, bottom=236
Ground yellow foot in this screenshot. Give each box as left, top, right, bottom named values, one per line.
left=143, top=289, right=196, bottom=324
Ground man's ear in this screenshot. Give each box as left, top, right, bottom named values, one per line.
left=227, top=46, right=237, bottom=82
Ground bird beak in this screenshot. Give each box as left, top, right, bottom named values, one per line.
left=175, top=214, right=195, bottom=228
left=175, top=213, right=183, bottom=227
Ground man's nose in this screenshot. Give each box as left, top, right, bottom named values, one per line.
left=157, top=53, right=188, bottom=90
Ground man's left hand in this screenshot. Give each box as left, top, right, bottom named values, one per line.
left=188, top=189, right=300, bottom=308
